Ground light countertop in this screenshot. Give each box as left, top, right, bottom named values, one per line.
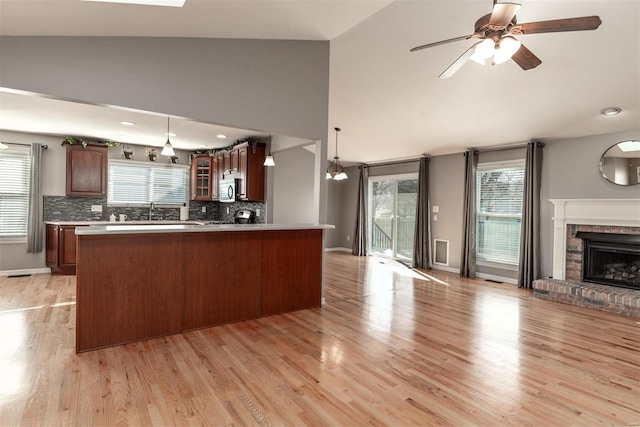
left=74, top=223, right=334, bottom=235
left=45, top=220, right=209, bottom=226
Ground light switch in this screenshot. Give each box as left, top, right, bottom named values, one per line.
left=91, top=205, right=102, bottom=212
left=434, top=214, right=438, bottom=221
left=433, top=206, right=439, bottom=213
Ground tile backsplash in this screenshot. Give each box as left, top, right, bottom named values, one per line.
left=43, top=196, right=265, bottom=224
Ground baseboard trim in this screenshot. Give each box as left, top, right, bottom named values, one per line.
left=0, top=267, right=51, bottom=277
left=476, top=272, right=518, bottom=285
left=431, top=265, right=460, bottom=274
left=325, top=247, right=351, bottom=253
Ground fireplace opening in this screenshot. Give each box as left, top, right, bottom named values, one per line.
left=576, top=232, right=640, bottom=290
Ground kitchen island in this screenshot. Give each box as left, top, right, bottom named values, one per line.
left=75, top=223, right=333, bottom=352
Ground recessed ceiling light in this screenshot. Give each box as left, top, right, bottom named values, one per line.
left=166, top=132, right=177, bottom=137
left=197, top=144, right=207, bottom=148
left=601, top=107, right=621, bottom=116
left=217, top=134, right=227, bottom=139
left=120, top=121, right=135, bottom=126
left=84, top=0, right=185, bottom=7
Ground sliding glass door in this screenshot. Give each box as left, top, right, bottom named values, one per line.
left=368, top=174, right=418, bottom=261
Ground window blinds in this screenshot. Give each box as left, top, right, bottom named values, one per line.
left=108, top=160, right=189, bottom=206
left=476, top=164, right=525, bottom=265
left=0, top=147, right=31, bottom=238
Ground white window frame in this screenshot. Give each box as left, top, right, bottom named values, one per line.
left=367, top=172, right=419, bottom=260
left=107, top=159, right=189, bottom=207
left=476, top=159, right=525, bottom=270
left=0, top=144, right=31, bottom=243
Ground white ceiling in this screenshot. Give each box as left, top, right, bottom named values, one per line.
left=0, top=0, right=638, bottom=162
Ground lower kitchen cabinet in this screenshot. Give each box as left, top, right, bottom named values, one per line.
left=46, top=224, right=87, bottom=274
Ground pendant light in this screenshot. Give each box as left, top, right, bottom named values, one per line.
left=263, top=134, right=275, bottom=167
left=161, top=116, right=176, bottom=156
left=326, top=127, right=348, bottom=181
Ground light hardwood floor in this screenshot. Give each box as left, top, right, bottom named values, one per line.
left=0, top=251, right=638, bottom=426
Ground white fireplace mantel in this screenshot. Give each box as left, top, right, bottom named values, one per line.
left=550, top=199, right=640, bottom=280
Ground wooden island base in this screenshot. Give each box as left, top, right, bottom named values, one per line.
left=76, top=228, right=323, bottom=352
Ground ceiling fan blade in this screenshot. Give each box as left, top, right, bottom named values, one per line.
left=438, top=43, right=479, bottom=79
left=515, top=16, right=602, bottom=34
left=511, top=43, right=542, bottom=70
left=410, top=35, right=473, bottom=52
left=489, top=2, right=521, bottom=26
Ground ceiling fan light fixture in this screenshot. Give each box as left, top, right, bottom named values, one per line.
left=469, top=39, right=494, bottom=64
left=493, top=36, right=521, bottom=65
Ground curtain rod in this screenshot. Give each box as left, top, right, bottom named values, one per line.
left=471, top=141, right=544, bottom=154
left=3, top=141, right=49, bottom=149
left=364, top=156, right=426, bottom=168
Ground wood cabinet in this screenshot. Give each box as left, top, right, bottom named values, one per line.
left=75, top=228, right=324, bottom=352
left=46, top=224, right=87, bottom=275
left=65, top=143, right=108, bottom=197
left=229, top=149, right=240, bottom=174
left=210, top=155, right=220, bottom=201
left=235, top=142, right=266, bottom=201
left=191, top=154, right=212, bottom=200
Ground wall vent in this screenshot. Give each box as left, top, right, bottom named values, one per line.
left=433, top=239, right=449, bottom=266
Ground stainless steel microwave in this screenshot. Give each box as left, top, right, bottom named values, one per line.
left=219, top=178, right=238, bottom=203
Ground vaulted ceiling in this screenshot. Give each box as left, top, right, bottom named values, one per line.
left=1, top=0, right=638, bottom=162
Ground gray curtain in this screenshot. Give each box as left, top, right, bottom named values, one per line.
left=518, top=141, right=544, bottom=288
left=27, top=143, right=43, bottom=253
left=460, top=150, right=478, bottom=278
left=412, top=157, right=431, bottom=269
left=352, top=164, right=368, bottom=256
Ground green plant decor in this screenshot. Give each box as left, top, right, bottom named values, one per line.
left=64, top=137, right=120, bottom=148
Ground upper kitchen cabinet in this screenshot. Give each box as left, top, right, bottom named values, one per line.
left=65, top=143, right=108, bottom=197
left=235, top=141, right=266, bottom=201
left=191, top=154, right=213, bottom=200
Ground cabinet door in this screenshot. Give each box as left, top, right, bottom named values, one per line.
left=211, top=155, right=219, bottom=200
left=230, top=149, right=240, bottom=173
left=60, top=226, right=79, bottom=270
left=190, top=155, right=212, bottom=200
left=65, top=144, right=108, bottom=197
left=45, top=224, right=59, bottom=268
left=237, top=146, right=248, bottom=199
left=223, top=151, right=231, bottom=174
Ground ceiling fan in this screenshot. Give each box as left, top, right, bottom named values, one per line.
left=410, top=1, right=602, bottom=79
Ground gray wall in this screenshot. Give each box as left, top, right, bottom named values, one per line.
left=272, top=146, right=316, bottom=224
left=0, top=37, right=329, bottom=141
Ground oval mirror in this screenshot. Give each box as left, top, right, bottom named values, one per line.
left=599, top=140, right=640, bottom=186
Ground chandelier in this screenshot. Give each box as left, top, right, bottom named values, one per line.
left=326, top=127, right=347, bottom=180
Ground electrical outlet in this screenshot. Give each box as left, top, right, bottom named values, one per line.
left=256, top=208, right=261, bottom=216
left=347, top=235, right=350, bottom=241
left=226, top=207, right=230, bottom=214
left=201, top=206, right=206, bottom=213
left=433, top=206, right=439, bottom=213
left=91, top=205, right=102, bottom=212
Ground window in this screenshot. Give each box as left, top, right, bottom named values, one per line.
left=476, top=160, right=525, bottom=266
left=0, top=146, right=31, bottom=240
left=108, top=159, right=189, bottom=206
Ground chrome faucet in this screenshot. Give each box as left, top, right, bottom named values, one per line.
left=149, top=201, right=155, bottom=220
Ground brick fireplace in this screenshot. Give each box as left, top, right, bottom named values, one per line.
left=533, top=199, right=640, bottom=317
